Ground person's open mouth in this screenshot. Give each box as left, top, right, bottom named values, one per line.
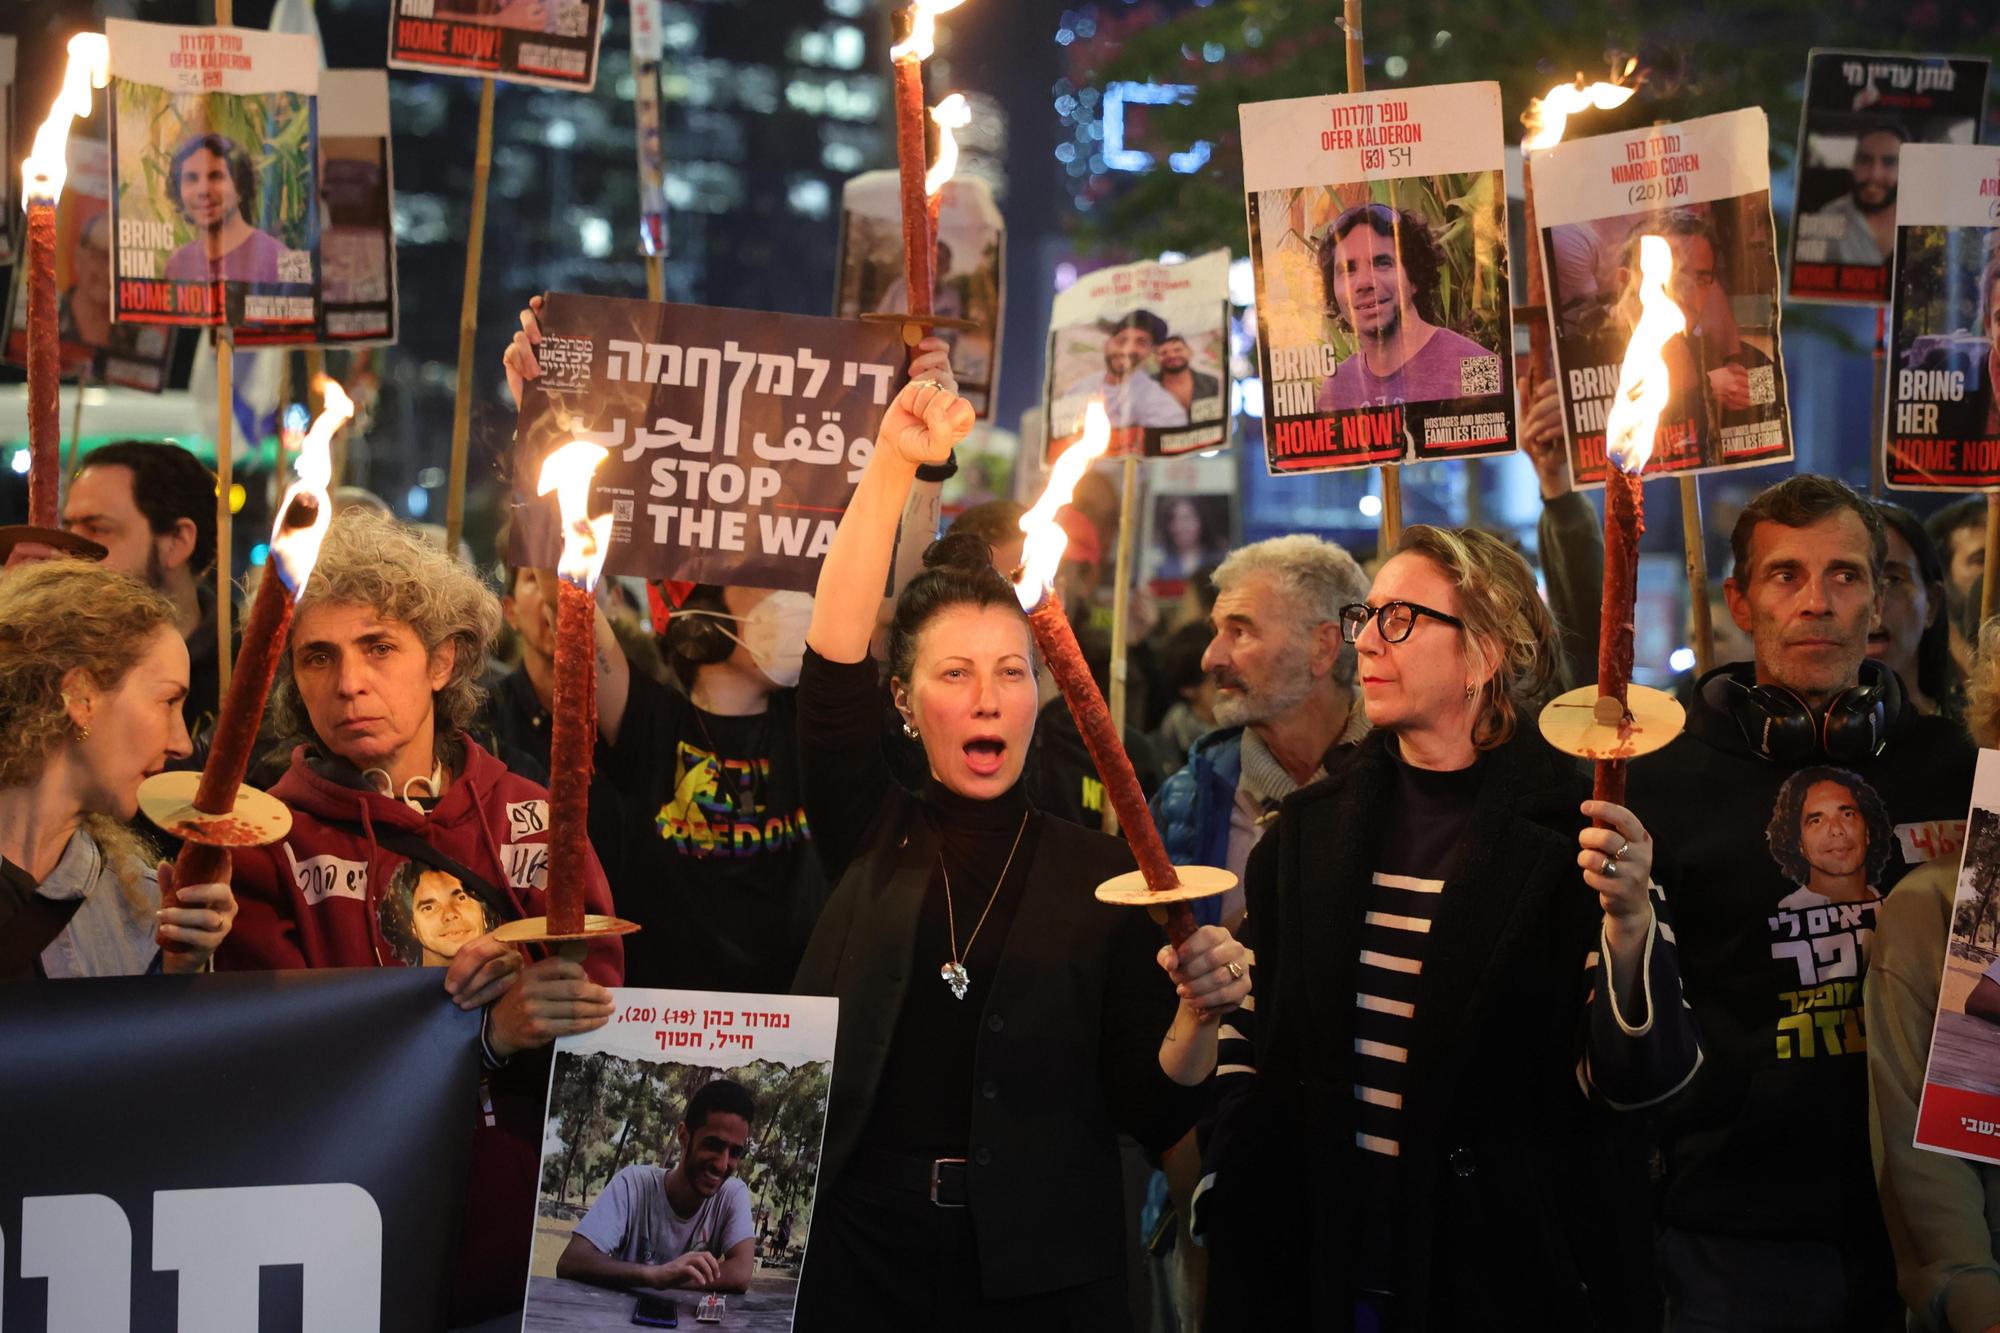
left=963, top=736, right=1007, bottom=778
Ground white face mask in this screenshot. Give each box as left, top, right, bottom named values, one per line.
left=741, top=591, right=813, bottom=688
left=687, top=591, right=814, bottom=688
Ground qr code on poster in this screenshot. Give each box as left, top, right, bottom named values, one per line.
left=548, top=0, right=590, bottom=37
left=277, top=249, right=314, bottom=284
left=1748, top=364, right=1776, bottom=407
left=1460, top=355, right=1501, bottom=397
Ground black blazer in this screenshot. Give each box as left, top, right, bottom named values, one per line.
left=1214, top=726, right=1655, bottom=1329
left=793, top=795, right=1196, bottom=1301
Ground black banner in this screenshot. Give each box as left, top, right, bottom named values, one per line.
left=511, top=292, right=907, bottom=593
left=0, top=969, right=479, bottom=1331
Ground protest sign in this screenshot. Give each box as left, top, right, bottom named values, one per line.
left=522, top=991, right=837, bottom=1330
left=106, top=18, right=320, bottom=332
left=1531, top=107, right=1794, bottom=487
left=1044, top=249, right=1231, bottom=461
left=511, top=293, right=907, bottom=592
left=0, top=969, right=478, bottom=1331
left=835, top=169, right=1004, bottom=420
left=1789, top=50, right=1988, bottom=305
left=1914, top=749, right=2000, bottom=1164
left=238, top=70, right=398, bottom=348
left=1884, top=145, right=2000, bottom=490
left=389, top=0, right=605, bottom=92
left=5, top=137, right=179, bottom=391
left=1241, top=81, right=1515, bottom=476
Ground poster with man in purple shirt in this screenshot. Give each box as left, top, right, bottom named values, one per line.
left=1241, top=81, right=1517, bottom=476
left=107, top=19, right=319, bottom=332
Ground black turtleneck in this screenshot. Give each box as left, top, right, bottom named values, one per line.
left=857, top=776, right=1042, bottom=1158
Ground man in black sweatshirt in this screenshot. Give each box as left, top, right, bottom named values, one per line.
left=1624, top=475, right=1975, bottom=1329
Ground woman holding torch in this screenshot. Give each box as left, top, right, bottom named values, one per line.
left=791, top=341, right=1250, bottom=1325
left=1191, top=525, right=1699, bottom=1330
left=213, top=510, right=620, bottom=1329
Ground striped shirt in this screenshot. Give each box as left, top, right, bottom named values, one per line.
left=1352, top=870, right=1441, bottom=1156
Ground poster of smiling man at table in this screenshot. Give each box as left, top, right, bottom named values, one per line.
left=521, top=991, right=837, bottom=1330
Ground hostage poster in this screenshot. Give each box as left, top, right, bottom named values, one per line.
left=238, top=70, right=398, bottom=349
left=510, top=293, right=907, bottom=592
left=834, top=169, right=1004, bottom=420
left=4, top=138, right=179, bottom=392
left=1884, top=145, right=2000, bottom=491
left=1788, top=50, right=1988, bottom=306
left=1530, top=107, right=1794, bottom=487
left=1240, top=81, right=1515, bottom=476
left=521, top=991, right=836, bottom=1330
left=1044, top=248, right=1231, bottom=462
left=1914, top=749, right=2000, bottom=1164
left=389, top=0, right=605, bottom=93
left=106, top=18, right=320, bottom=331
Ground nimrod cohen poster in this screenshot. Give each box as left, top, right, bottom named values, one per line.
left=238, top=70, right=399, bottom=348
left=106, top=18, right=320, bottom=332
left=511, top=293, right=906, bottom=592
left=1885, top=145, right=2000, bottom=491
left=521, top=991, right=836, bottom=1329
left=1240, top=81, right=1515, bottom=477
left=1531, top=107, right=1794, bottom=488
left=1045, top=248, right=1231, bottom=461
left=389, top=0, right=605, bottom=92
left=1789, top=50, right=1988, bottom=306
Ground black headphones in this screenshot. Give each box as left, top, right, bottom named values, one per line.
left=1722, top=659, right=1903, bottom=766
left=663, top=586, right=735, bottom=667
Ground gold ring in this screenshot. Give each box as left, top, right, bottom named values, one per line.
left=1226, top=961, right=1244, bottom=980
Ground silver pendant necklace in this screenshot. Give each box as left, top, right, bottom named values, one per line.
left=939, top=811, right=1030, bottom=1000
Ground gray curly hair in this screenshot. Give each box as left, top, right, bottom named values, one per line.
left=268, top=510, right=502, bottom=755
left=1211, top=534, right=1369, bottom=686
left=1392, top=525, right=1560, bottom=750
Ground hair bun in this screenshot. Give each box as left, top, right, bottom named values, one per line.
left=923, top=530, right=1001, bottom=575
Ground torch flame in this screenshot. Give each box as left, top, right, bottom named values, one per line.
left=1522, top=76, right=1635, bottom=152
left=926, top=93, right=972, bottom=197
left=268, top=377, right=353, bottom=595
left=1602, top=235, right=1685, bottom=476
left=1014, top=401, right=1110, bottom=611
left=22, top=34, right=110, bottom=207
left=538, top=441, right=615, bottom=590
left=890, top=0, right=966, bottom=63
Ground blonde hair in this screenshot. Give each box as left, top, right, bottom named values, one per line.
left=1392, top=525, right=1561, bottom=750
left=0, top=563, right=173, bottom=902
left=269, top=510, right=503, bottom=752
left=1966, top=619, right=2000, bottom=747
left=0, top=561, right=179, bottom=787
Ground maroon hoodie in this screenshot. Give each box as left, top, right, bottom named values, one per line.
left=217, top=738, right=623, bottom=1325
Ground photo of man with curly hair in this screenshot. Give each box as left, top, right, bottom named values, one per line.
left=1314, top=202, right=1495, bottom=411
left=1765, top=764, right=1894, bottom=910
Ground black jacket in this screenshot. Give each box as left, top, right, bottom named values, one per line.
left=1628, top=663, right=1976, bottom=1257
left=793, top=796, right=1195, bottom=1299
left=1225, top=726, right=1659, bottom=1329
left=791, top=650, right=1198, bottom=1301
